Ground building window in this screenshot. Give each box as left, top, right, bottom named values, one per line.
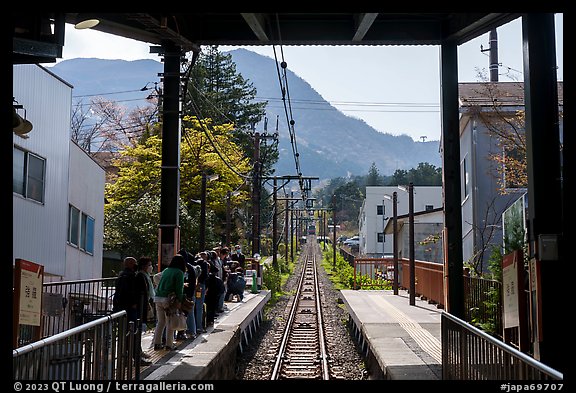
left=68, top=205, right=80, bottom=247
left=81, top=213, right=95, bottom=254
left=377, top=205, right=383, bottom=215
left=377, top=233, right=384, bottom=242
left=461, top=155, right=470, bottom=201
left=13, top=146, right=46, bottom=203
left=68, top=205, right=95, bottom=254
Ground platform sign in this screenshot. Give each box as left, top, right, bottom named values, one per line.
left=17, top=260, right=43, bottom=325
left=502, top=250, right=522, bottom=329
left=13, top=259, right=44, bottom=348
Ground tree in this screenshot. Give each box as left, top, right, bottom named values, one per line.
left=184, top=46, right=278, bottom=177
left=184, top=46, right=266, bottom=131
left=104, top=117, right=250, bottom=258
left=387, top=163, right=441, bottom=186
left=71, top=97, right=158, bottom=154
left=366, top=162, right=382, bottom=186
left=470, top=74, right=528, bottom=194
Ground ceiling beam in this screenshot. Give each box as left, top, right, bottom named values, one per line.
left=353, top=13, right=379, bottom=41
left=241, top=13, right=269, bottom=42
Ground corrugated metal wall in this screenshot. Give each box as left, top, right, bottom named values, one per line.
left=13, top=65, right=72, bottom=277
left=66, top=142, right=105, bottom=280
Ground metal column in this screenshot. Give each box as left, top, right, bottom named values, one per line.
left=522, top=13, right=563, bottom=372
left=440, top=39, right=464, bottom=318
left=158, top=43, right=182, bottom=269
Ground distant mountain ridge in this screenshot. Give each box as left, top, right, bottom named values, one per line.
left=49, top=51, right=441, bottom=180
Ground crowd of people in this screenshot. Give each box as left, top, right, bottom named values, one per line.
left=112, top=245, right=248, bottom=363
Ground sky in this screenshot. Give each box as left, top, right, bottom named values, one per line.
left=59, top=14, right=563, bottom=142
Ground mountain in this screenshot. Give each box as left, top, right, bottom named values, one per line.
left=49, top=58, right=164, bottom=108
left=48, top=52, right=441, bottom=180
left=227, top=49, right=441, bottom=180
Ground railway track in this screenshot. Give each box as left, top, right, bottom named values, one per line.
left=270, top=241, right=330, bottom=380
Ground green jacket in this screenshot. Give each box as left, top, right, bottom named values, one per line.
left=155, top=267, right=185, bottom=302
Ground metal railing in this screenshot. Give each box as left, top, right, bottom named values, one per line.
left=19, top=277, right=117, bottom=347
left=442, top=312, right=563, bottom=380
left=353, top=257, right=394, bottom=289
left=339, top=248, right=356, bottom=266
left=464, top=275, right=502, bottom=338
left=13, top=311, right=140, bottom=380
left=399, top=258, right=444, bottom=307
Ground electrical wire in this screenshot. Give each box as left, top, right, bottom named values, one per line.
left=272, top=15, right=307, bottom=201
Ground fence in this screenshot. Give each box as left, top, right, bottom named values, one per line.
left=353, top=257, right=395, bottom=289
left=399, top=258, right=444, bottom=307
left=353, top=257, right=503, bottom=331
left=18, top=277, right=117, bottom=347
left=13, top=311, right=141, bottom=380
left=339, top=248, right=356, bottom=266
left=442, top=312, right=562, bottom=380
left=464, top=275, right=502, bottom=338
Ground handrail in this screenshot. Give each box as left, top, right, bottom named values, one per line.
left=13, top=311, right=127, bottom=357
left=43, top=277, right=116, bottom=286
left=442, top=312, right=563, bottom=380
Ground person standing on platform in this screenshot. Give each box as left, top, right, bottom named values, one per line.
left=231, top=244, right=246, bottom=269
left=194, top=251, right=209, bottom=334
left=152, top=254, right=186, bottom=350
left=135, top=256, right=155, bottom=359
left=113, top=256, right=151, bottom=365
left=204, top=263, right=225, bottom=328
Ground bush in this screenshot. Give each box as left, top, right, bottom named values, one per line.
left=321, top=243, right=355, bottom=289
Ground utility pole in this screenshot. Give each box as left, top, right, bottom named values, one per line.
left=158, top=43, right=182, bottom=269
left=200, top=173, right=207, bottom=251
left=272, top=177, right=278, bottom=269
left=392, top=191, right=399, bottom=295
left=250, top=125, right=278, bottom=258
left=332, top=195, right=337, bottom=270
left=226, top=191, right=232, bottom=247
left=323, top=209, right=326, bottom=251
left=290, top=191, right=294, bottom=263
left=408, top=182, right=415, bottom=306
left=284, top=199, right=289, bottom=264
left=251, top=132, right=260, bottom=258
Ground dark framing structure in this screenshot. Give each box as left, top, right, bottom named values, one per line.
left=12, top=12, right=564, bottom=373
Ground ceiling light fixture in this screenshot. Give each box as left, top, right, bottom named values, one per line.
left=74, top=14, right=100, bottom=30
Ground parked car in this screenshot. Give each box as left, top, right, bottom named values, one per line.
left=343, top=236, right=359, bottom=246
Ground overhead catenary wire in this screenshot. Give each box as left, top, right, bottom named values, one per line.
left=185, top=93, right=252, bottom=180
left=272, top=13, right=308, bottom=201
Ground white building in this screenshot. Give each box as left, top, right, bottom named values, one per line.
left=13, top=64, right=104, bottom=282
left=384, top=207, right=444, bottom=263
left=358, top=186, right=442, bottom=257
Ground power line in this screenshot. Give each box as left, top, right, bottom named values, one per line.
left=272, top=14, right=307, bottom=201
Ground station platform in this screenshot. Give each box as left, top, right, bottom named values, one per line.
left=339, top=289, right=443, bottom=380
left=139, top=290, right=271, bottom=380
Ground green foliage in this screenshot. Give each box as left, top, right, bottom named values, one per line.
left=185, top=46, right=266, bottom=131
left=366, top=162, right=383, bottom=186
left=104, top=119, right=250, bottom=256
left=313, top=161, right=442, bottom=233
left=469, top=246, right=502, bottom=336
left=262, top=256, right=292, bottom=304
left=389, top=162, right=442, bottom=186
left=104, top=194, right=196, bottom=260
left=183, top=46, right=278, bottom=178
left=320, top=244, right=355, bottom=290
left=354, top=274, right=393, bottom=290
left=487, top=245, right=503, bottom=282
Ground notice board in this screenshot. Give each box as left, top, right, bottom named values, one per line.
left=13, top=259, right=44, bottom=348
